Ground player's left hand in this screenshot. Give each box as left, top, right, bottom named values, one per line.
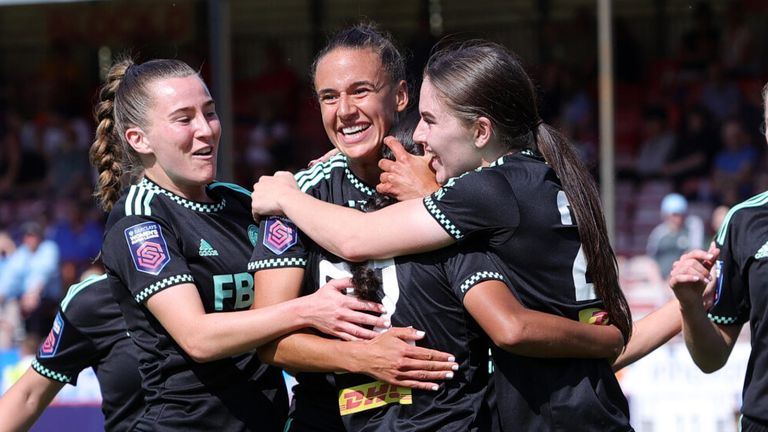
left=251, top=171, right=299, bottom=220
left=377, top=137, right=439, bottom=201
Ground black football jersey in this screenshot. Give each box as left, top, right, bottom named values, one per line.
left=332, top=243, right=497, bottom=431
left=250, top=154, right=377, bottom=432
left=424, top=151, right=631, bottom=431
left=710, top=191, right=768, bottom=424
left=102, top=177, right=287, bottom=431
left=33, top=274, right=142, bottom=431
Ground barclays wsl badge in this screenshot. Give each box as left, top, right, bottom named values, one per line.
left=263, top=217, right=298, bottom=255
left=39, top=312, right=64, bottom=358
left=124, top=221, right=170, bottom=275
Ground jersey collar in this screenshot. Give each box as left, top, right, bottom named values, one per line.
left=139, top=177, right=226, bottom=213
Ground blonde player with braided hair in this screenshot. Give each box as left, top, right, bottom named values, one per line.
left=90, top=57, right=390, bottom=431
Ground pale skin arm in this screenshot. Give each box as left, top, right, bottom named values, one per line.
left=146, top=278, right=385, bottom=363
left=0, top=368, right=64, bottom=432
left=253, top=269, right=458, bottom=390
left=464, top=280, right=624, bottom=359
left=670, top=246, right=742, bottom=373
left=252, top=174, right=451, bottom=261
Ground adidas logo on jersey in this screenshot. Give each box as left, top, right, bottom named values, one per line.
left=755, top=241, right=768, bottom=259
left=199, top=239, right=219, bottom=257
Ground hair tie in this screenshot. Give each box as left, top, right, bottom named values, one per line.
left=531, top=119, right=543, bottom=131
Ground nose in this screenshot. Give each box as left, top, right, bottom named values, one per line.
left=413, top=117, right=428, bottom=145
left=337, top=93, right=358, bottom=120
left=195, top=113, right=215, bottom=138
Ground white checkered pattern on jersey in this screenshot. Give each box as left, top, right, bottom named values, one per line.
left=32, top=359, right=72, bottom=383
left=134, top=274, right=195, bottom=303
left=424, top=196, right=463, bottom=240
left=460, top=271, right=505, bottom=294
left=708, top=313, right=739, bottom=325
left=139, top=178, right=226, bottom=213
left=248, top=257, right=307, bottom=271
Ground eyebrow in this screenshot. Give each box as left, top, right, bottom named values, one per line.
left=420, top=110, right=435, bottom=121
left=317, top=80, right=379, bottom=95
left=167, top=100, right=216, bottom=117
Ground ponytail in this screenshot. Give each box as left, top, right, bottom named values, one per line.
left=90, top=60, right=132, bottom=211
left=535, top=123, right=633, bottom=343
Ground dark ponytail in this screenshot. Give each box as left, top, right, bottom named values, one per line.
left=425, top=40, right=632, bottom=343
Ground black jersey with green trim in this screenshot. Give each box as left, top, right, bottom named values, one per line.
left=333, top=243, right=496, bottom=431
left=424, top=151, right=631, bottom=431
left=33, top=274, right=142, bottom=431
left=250, top=154, right=377, bottom=432
left=102, top=177, right=287, bottom=432
left=710, top=191, right=768, bottom=424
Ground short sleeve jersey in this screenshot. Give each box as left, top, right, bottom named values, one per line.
left=102, top=177, right=287, bottom=432
left=249, top=154, right=377, bottom=432
left=423, top=151, right=631, bottom=431
left=334, top=243, right=498, bottom=432
left=709, top=191, right=768, bottom=424
left=33, top=274, right=142, bottom=432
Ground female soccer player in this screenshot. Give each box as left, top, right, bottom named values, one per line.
left=250, top=26, right=628, bottom=432
left=670, top=82, right=768, bottom=432
left=90, top=57, right=387, bottom=431
left=0, top=274, right=142, bottom=431
left=251, top=40, right=639, bottom=430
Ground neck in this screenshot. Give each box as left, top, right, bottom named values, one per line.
left=143, top=173, right=211, bottom=202
left=347, top=157, right=382, bottom=186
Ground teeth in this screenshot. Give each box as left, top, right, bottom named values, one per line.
left=342, top=125, right=367, bottom=135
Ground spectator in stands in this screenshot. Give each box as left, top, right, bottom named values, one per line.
left=49, top=198, right=103, bottom=288
left=662, top=105, right=719, bottom=198
left=700, top=62, right=743, bottom=123
left=647, top=193, right=705, bottom=279
left=635, top=106, right=676, bottom=179
left=711, top=117, right=758, bottom=205
left=0, top=222, right=61, bottom=349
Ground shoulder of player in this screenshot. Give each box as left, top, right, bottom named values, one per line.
left=58, top=274, right=114, bottom=324
left=715, top=191, right=768, bottom=246
left=294, top=153, right=348, bottom=192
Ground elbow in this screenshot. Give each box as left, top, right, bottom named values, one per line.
left=490, top=320, right=529, bottom=353
left=179, top=336, right=219, bottom=363
left=256, top=343, right=283, bottom=368
left=695, top=358, right=727, bottom=374
left=336, top=239, right=369, bottom=262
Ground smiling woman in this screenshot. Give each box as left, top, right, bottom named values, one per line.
left=86, top=57, right=389, bottom=432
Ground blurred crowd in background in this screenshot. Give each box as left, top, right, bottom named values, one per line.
left=0, top=0, right=766, bottom=353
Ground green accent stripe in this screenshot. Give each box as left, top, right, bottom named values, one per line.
left=210, top=181, right=251, bottom=197
left=715, top=191, right=768, bottom=245
left=295, top=155, right=347, bottom=192
left=60, top=274, right=108, bottom=312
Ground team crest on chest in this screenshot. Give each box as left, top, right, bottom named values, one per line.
left=124, top=221, right=171, bottom=275
left=248, top=224, right=259, bottom=246
left=263, top=217, right=298, bottom=255
left=39, top=312, right=64, bottom=358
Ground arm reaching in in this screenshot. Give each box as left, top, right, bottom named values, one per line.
left=670, top=245, right=741, bottom=373
left=464, top=280, right=624, bottom=358
left=147, top=277, right=386, bottom=362
left=252, top=174, right=452, bottom=261
left=0, top=368, right=64, bottom=432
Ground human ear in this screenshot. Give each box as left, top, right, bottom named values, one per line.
left=394, top=80, right=409, bottom=113
left=474, top=116, right=493, bottom=149
left=125, top=127, right=152, bottom=155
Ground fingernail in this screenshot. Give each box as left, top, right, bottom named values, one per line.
left=415, top=330, right=425, bottom=337
left=446, top=372, right=454, bottom=379
left=431, top=385, right=439, bottom=391
left=451, top=364, right=459, bottom=371
left=383, top=320, right=391, bottom=328
left=707, top=254, right=713, bottom=260
left=448, top=356, right=456, bottom=362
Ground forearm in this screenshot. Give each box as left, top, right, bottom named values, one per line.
left=0, top=369, right=63, bottom=432
left=679, top=302, right=736, bottom=373
left=613, top=299, right=681, bottom=371
left=501, top=310, right=623, bottom=358
left=258, top=332, right=360, bottom=373
left=150, top=288, right=312, bottom=363
left=278, top=192, right=450, bottom=260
